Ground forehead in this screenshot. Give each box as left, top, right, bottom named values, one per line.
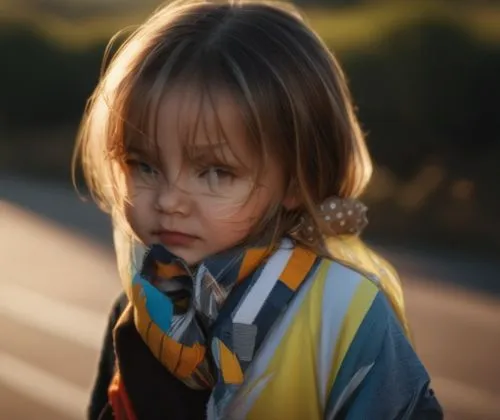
left=153, top=85, right=250, bottom=154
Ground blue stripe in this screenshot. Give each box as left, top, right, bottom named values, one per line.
left=253, top=281, right=294, bottom=348
left=133, top=272, right=174, bottom=333
left=325, top=292, right=388, bottom=414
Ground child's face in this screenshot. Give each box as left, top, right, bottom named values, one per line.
left=124, top=87, right=286, bottom=265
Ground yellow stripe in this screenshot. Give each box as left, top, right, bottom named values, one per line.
left=280, top=247, right=316, bottom=291
left=327, top=279, right=378, bottom=392
left=246, top=260, right=331, bottom=420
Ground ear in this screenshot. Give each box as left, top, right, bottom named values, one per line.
left=282, top=181, right=301, bottom=210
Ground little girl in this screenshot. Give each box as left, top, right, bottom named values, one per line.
left=75, top=1, right=443, bottom=419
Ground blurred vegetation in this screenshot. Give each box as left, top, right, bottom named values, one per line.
left=1, top=0, right=499, bottom=253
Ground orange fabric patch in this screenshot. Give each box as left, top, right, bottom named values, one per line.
left=280, top=247, right=316, bottom=290
left=165, top=340, right=206, bottom=378
left=217, top=339, right=244, bottom=384
left=237, top=247, right=269, bottom=282
left=157, top=262, right=187, bottom=278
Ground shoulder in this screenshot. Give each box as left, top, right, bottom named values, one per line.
left=304, top=257, right=405, bottom=367
left=325, top=236, right=411, bottom=336
left=309, top=259, right=424, bottom=386
left=305, top=257, right=382, bottom=330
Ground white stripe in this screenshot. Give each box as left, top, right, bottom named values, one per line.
left=0, top=283, right=105, bottom=350
left=0, top=351, right=88, bottom=419
left=232, top=247, right=293, bottom=324
left=318, top=263, right=363, bottom=407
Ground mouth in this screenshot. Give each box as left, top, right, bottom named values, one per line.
left=153, top=229, right=199, bottom=247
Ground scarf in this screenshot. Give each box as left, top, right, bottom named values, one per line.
left=127, top=242, right=277, bottom=389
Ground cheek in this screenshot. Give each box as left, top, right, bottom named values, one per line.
left=204, top=204, right=250, bottom=228
left=201, top=186, right=273, bottom=227
left=126, top=182, right=158, bottom=206
left=124, top=186, right=157, bottom=229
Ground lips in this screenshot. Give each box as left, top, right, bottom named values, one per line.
left=155, top=230, right=199, bottom=247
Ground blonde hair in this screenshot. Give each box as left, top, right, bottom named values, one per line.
left=73, top=0, right=409, bottom=335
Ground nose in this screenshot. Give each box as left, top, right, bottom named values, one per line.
left=155, top=181, right=191, bottom=216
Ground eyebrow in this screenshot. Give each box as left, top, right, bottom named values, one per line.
left=124, top=140, right=237, bottom=166
left=182, top=142, right=232, bottom=159
left=125, top=143, right=154, bottom=156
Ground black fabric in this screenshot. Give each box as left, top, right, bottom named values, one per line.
left=408, top=387, right=444, bottom=420
left=112, top=303, right=211, bottom=420
left=88, top=293, right=129, bottom=420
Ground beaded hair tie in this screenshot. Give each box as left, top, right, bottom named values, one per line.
left=294, top=197, right=368, bottom=246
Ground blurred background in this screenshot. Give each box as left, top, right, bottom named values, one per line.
left=0, top=0, right=499, bottom=419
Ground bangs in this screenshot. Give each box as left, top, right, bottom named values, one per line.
left=113, top=52, right=267, bottom=177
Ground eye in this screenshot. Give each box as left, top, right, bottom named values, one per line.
left=137, top=162, right=157, bottom=175
left=126, top=158, right=160, bottom=179
left=199, top=166, right=235, bottom=190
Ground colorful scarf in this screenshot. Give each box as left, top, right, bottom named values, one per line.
left=128, top=242, right=271, bottom=389
left=130, top=239, right=311, bottom=384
